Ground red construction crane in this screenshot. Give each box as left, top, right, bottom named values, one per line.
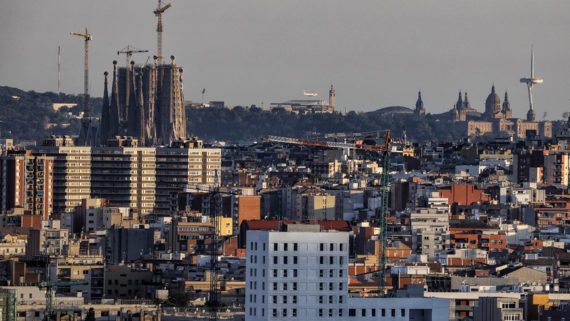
left=264, top=131, right=391, bottom=296
left=154, top=0, right=172, bottom=63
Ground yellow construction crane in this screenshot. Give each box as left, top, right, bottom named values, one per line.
left=154, top=0, right=172, bottom=63
left=70, top=28, right=93, bottom=145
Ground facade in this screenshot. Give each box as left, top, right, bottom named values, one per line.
left=0, top=152, right=54, bottom=220
left=410, top=208, right=450, bottom=260
left=447, top=86, right=552, bottom=139
left=99, top=58, right=186, bottom=146
left=28, top=138, right=220, bottom=216
left=245, top=228, right=449, bottom=321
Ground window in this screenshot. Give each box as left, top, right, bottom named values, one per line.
left=294, top=243, right=298, bottom=251
left=401, top=309, right=406, bottom=317
left=340, top=243, right=344, bottom=251
left=349, top=309, right=356, bottom=317
left=273, top=269, right=278, bottom=277
left=362, top=309, right=366, bottom=317
left=262, top=308, right=265, bottom=317
left=263, top=243, right=266, bottom=251
left=319, top=282, right=324, bottom=291
left=372, top=309, right=376, bottom=317
left=330, top=243, right=334, bottom=251
left=283, top=283, right=288, bottom=291
left=391, top=309, right=395, bottom=317
left=283, top=270, right=288, bottom=278
left=320, top=256, right=324, bottom=264
left=272, top=309, right=277, bottom=317
left=339, top=283, right=343, bottom=290
left=272, top=296, right=277, bottom=304
left=320, top=243, right=324, bottom=251
left=329, top=296, right=333, bottom=304
left=273, top=282, right=278, bottom=291
left=339, top=269, right=344, bottom=277
left=339, top=256, right=344, bottom=265
left=273, top=256, right=278, bottom=264
left=263, top=256, right=266, bottom=264
left=293, top=256, right=298, bottom=264
left=284, top=243, right=288, bottom=251
left=292, top=309, right=297, bottom=317
left=329, top=309, right=333, bottom=317
left=283, top=296, right=287, bottom=304
left=329, top=269, right=334, bottom=278
left=339, top=296, right=343, bottom=304
left=282, top=309, right=287, bottom=317
left=339, top=309, right=343, bottom=317
left=320, top=269, right=324, bottom=277
left=330, top=256, right=334, bottom=264
left=319, top=309, right=323, bottom=317
left=293, top=269, right=298, bottom=277
left=293, top=296, right=297, bottom=304
left=283, top=256, right=288, bottom=265
left=319, top=296, right=324, bottom=304
left=293, top=282, right=297, bottom=291
left=274, top=243, right=278, bottom=251
left=329, top=283, right=333, bottom=291
left=381, top=309, right=386, bottom=317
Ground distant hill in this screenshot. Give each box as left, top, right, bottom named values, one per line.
left=0, top=86, right=565, bottom=145
left=0, top=86, right=102, bottom=142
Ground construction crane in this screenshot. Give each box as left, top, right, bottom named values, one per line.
left=39, top=256, right=89, bottom=321
left=70, top=28, right=93, bottom=145
left=154, top=0, right=172, bottom=63
left=185, top=182, right=241, bottom=321
left=117, top=46, right=149, bottom=109
left=264, top=131, right=391, bottom=296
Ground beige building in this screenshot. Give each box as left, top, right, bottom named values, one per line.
left=410, top=207, right=450, bottom=260
left=0, top=234, right=26, bottom=257
left=31, top=137, right=221, bottom=216
left=450, top=86, right=552, bottom=139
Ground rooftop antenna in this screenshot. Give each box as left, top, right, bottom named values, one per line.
left=520, top=45, right=543, bottom=121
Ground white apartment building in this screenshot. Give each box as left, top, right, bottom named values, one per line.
left=245, top=228, right=449, bottom=321
left=410, top=207, right=450, bottom=260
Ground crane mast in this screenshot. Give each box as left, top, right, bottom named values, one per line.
left=264, top=131, right=391, bottom=296
left=70, top=28, right=93, bottom=146
left=117, top=46, right=149, bottom=110
left=154, top=0, right=172, bottom=64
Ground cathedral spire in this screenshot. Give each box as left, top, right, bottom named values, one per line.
left=456, top=91, right=463, bottom=110
left=98, top=71, right=110, bottom=145
left=415, top=90, right=424, bottom=110
left=108, top=60, right=120, bottom=139
left=463, top=92, right=470, bottom=109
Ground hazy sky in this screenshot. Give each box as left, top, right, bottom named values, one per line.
left=1, top=0, right=570, bottom=118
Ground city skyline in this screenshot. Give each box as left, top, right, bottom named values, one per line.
left=1, top=0, right=570, bottom=119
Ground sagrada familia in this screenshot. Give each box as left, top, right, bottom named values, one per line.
left=98, top=56, right=186, bottom=146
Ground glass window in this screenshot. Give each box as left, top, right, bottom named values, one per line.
left=294, top=243, right=298, bottom=251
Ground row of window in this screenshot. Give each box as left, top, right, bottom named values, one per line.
left=319, top=255, right=344, bottom=265
left=248, top=241, right=346, bottom=253
left=272, top=255, right=299, bottom=265
left=247, top=307, right=405, bottom=318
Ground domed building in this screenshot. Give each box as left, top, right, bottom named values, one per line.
left=484, top=85, right=504, bottom=119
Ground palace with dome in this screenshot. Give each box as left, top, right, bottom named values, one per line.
left=413, top=85, right=552, bottom=139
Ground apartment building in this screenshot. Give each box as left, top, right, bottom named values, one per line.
left=410, top=208, right=450, bottom=260
left=0, top=152, right=54, bottom=220
left=245, top=227, right=449, bottom=321
left=29, top=137, right=221, bottom=216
